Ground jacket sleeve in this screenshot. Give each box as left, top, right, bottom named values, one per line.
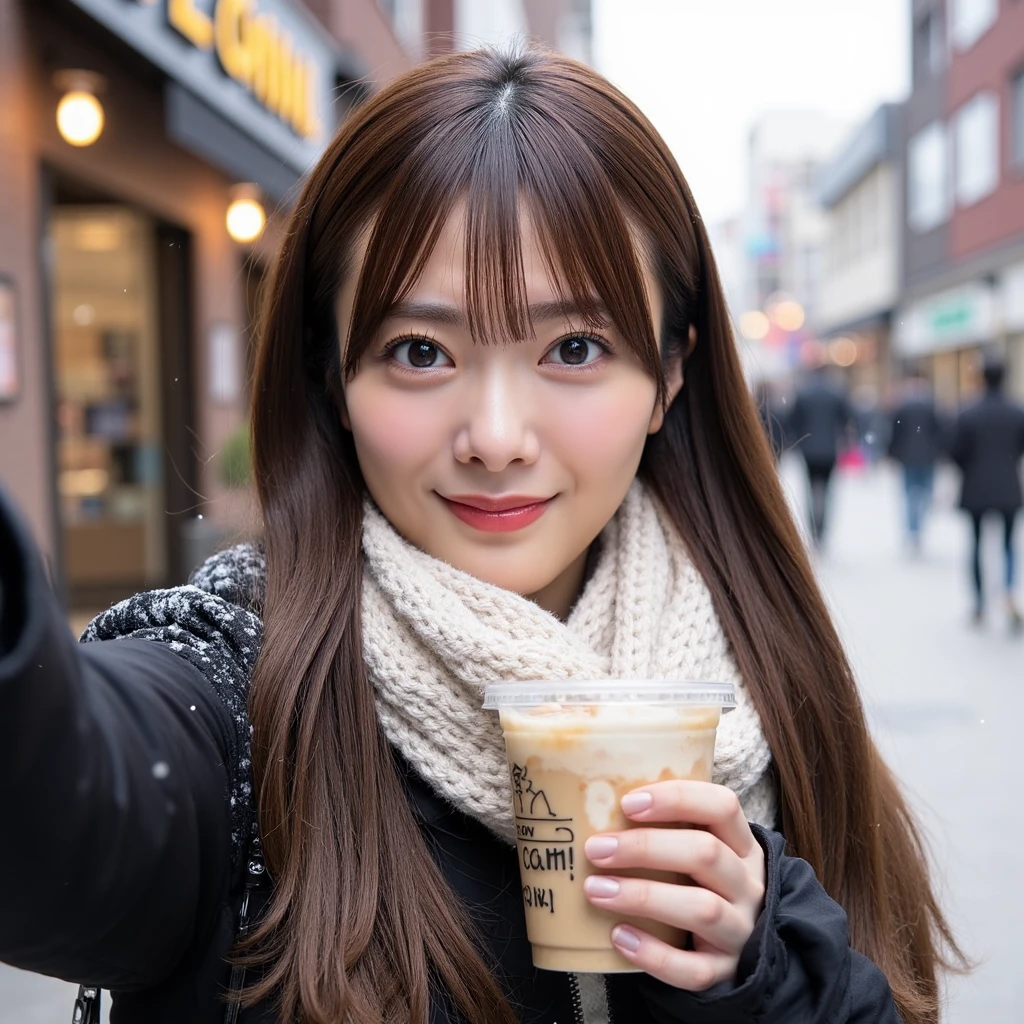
left=626, top=825, right=902, bottom=1024
left=0, top=486, right=257, bottom=990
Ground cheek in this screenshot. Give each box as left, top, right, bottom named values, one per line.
left=544, top=379, right=656, bottom=472
left=344, top=386, right=446, bottom=477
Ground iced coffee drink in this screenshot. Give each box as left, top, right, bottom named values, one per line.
left=483, top=681, right=735, bottom=973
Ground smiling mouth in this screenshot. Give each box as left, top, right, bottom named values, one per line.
left=438, top=494, right=554, bottom=533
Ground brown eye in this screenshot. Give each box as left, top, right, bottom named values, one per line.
left=390, top=339, right=452, bottom=369
left=408, top=341, right=439, bottom=367
left=545, top=334, right=607, bottom=367
left=559, top=338, right=589, bottom=364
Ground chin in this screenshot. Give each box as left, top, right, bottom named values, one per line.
left=448, top=551, right=559, bottom=598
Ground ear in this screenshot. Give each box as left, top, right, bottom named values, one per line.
left=648, top=325, right=694, bottom=434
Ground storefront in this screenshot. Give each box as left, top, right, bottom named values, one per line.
left=892, top=279, right=1000, bottom=409
left=0, top=0, right=360, bottom=607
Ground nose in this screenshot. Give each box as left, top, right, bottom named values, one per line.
left=453, top=368, right=540, bottom=471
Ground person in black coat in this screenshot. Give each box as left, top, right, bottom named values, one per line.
left=787, top=366, right=856, bottom=547
left=887, top=376, right=946, bottom=553
left=950, top=358, right=1024, bottom=630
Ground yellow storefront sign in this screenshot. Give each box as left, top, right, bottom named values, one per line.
left=168, top=0, right=319, bottom=139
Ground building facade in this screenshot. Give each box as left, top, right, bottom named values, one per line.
left=736, top=110, right=852, bottom=381
left=894, top=0, right=1024, bottom=406
left=0, top=0, right=412, bottom=608
left=816, top=103, right=904, bottom=394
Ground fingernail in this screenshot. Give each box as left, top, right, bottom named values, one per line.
left=584, top=875, right=620, bottom=898
left=612, top=925, right=641, bottom=953
left=621, top=791, right=653, bottom=815
left=585, top=835, right=618, bottom=859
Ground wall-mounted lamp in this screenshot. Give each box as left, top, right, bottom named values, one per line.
left=226, top=183, right=266, bottom=244
left=54, top=70, right=106, bottom=147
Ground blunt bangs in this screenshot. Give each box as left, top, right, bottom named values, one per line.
left=338, top=55, right=667, bottom=402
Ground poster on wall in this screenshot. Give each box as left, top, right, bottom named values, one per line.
left=0, top=276, right=19, bottom=403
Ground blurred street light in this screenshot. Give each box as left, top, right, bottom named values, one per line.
left=54, top=71, right=105, bottom=147
left=770, top=298, right=805, bottom=332
left=226, top=184, right=265, bottom=243
left=828, top=336, right=857, bottom=367
left=740, top=310, right=770, bottom=341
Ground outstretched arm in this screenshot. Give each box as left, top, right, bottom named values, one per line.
left=0, top=486, right=240, bottom=989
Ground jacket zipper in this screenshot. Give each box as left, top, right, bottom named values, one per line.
left=568, top=973, right=585, bottom=1024
left=71, top=985, right=100, bottom=1024
left=223, top=836, right=266, bottom=1024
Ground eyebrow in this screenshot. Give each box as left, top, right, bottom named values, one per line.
left=383, top=298, right=611, bottom=329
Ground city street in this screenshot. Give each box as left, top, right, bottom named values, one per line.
left=1, top=459, right=1021, bottom=1023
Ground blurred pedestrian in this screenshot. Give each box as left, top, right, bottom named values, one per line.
left=754, top=379, right=788, bottom=462
left=851, top=385, right=887, bottom=467
left=788, top=365, right=856, bottom=547
left=950, top=357, right=1024, bottom=630
left=887, top=375, right=945, bottom=554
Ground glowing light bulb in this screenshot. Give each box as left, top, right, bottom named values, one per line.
left=226, top=186, right=266, bottom=243
left=57, top=90, right=104, bottom=146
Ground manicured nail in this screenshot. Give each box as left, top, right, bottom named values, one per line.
left=585, top=835, right=618, bottom=859
left=612, top=925, right=641, bottom=953
left=584, top=875, right=620, bottom=898
left=621, top=791, right=653, bottom=815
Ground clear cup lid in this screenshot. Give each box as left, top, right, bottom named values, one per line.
left=482, top=679, right=736, bottom=710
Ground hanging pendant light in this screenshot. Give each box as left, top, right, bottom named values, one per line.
left=54, top=70, right=106, bottom=147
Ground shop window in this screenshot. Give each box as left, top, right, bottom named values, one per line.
left=954, top=92, right=999, bottom=206
left=52, top=206, right=166, bottom=602
left=908, top=120, right=951, bottom=233
left=950, top=0, right=997, bottom=51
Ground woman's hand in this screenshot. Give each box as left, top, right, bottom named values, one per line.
left=583, top=780, right=766, bottom=991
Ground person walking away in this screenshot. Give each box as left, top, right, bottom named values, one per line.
left=887, top=375, right=945, bottom=554
left=951, top=357, right=1024, bottom=630
left=788, top=365, right=856, bottom=548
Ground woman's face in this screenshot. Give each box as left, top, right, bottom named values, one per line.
left=337, top=208, right=682, bottom=618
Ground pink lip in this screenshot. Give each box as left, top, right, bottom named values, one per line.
left=439, top=494, right=554, bottom=533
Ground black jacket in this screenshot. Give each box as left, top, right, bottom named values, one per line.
left=951, top=390, right=1024, bottom=514
left=788, top=377, right=855, bottom=466
left=0, top=487, right=901, bottom=1023
left=887, top=395, right=946, bottom=470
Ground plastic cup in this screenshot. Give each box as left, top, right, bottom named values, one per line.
left=482, top=680, right=736, bottom=973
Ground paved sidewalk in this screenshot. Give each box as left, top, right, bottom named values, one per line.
left=781, top=456, right=1023, bottom=1024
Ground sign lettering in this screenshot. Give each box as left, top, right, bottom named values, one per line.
left=168, top=0, right=319, bottom=138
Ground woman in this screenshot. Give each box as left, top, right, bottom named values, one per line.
left=0, top=47, right=962, bottom=1024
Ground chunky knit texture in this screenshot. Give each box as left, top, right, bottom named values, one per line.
left=362, top=479, right=776, bottom=842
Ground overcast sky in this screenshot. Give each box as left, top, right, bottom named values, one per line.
left=591, top=0, right=911, bottom=225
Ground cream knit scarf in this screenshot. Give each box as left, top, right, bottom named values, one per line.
left=361, top=479, right=777, bottom=842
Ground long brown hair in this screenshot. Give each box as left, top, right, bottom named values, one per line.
left=244, top=46, right=964, bottom=1024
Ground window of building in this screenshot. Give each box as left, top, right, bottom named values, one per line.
left=950, top=0, right=997, bottom=51
left=1013, top=66, right=1024, bottom=171
left=908, top=121, right=950, bottom=232
left=377, top=0, right=424, bottom=58
left=954, top=91, right=999, bottom=205
left=914, top=10, right=945, bottom=81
